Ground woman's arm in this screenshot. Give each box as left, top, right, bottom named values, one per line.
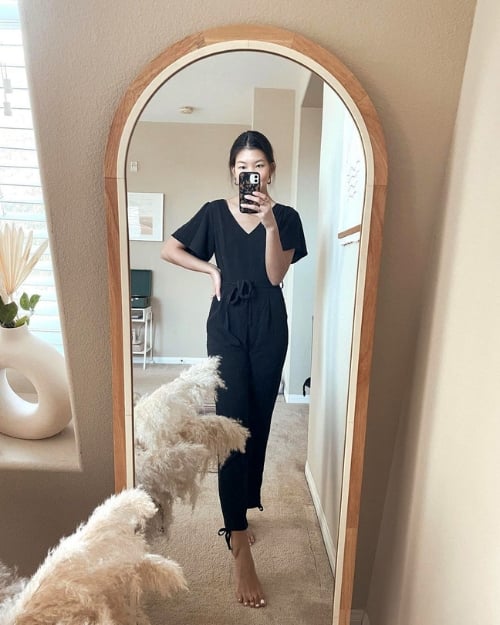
left=161, top=236, right=221, bottom=299
left=264, top=225, right=294, bottom=285
left=244, top=190, right=294, bottom=285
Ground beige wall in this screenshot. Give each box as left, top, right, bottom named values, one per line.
left=307, top=88, right=358, bottom=561
left=129, top=95, right=315, bottom=394
left=253, top=88, right=295, bottom=207
left=284, top=105, right=321, bottom=397
left=364, top=0, right=500, bottom=622
left=6, top=2, right=476, bottom=613
left=128, top=121, right=244, bottom=358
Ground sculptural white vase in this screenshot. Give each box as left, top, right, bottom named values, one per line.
left=0, top=324, right=72, bottom=439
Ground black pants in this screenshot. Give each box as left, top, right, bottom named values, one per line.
left=207, top=281, right=288, bottom=531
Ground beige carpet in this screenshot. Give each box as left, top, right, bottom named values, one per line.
left=133, top=364, right=333, bottom=624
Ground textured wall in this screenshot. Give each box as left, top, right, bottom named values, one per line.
left=365, top=0, right=500, bottom=622
left=5, top=0, right=476, bottom=609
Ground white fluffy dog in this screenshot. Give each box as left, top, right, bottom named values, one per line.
left=0, top=357, right=247, bottom=624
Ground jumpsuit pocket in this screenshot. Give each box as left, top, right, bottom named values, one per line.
left=207, top=296, right=222, bottom=329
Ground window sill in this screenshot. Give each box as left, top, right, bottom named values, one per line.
left=0, top=422, right=81, bottom=472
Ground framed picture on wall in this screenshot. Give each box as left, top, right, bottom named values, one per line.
left=127, top=192, right=164, bottom=241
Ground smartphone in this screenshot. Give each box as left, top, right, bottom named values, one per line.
left=239, top=171, right=260, bottom=213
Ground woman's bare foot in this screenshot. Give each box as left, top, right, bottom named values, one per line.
left=231, top=530, right=266, bottom=608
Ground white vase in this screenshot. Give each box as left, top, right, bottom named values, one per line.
left=0, top=324, right=72, bottom=439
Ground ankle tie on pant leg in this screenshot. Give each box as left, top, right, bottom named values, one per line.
left=218, top=527, right=232, bottom=550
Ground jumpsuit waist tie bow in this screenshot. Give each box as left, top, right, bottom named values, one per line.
left=221, top=280, right=280, bottom=346
left=227, top=279, right=255, bottom=305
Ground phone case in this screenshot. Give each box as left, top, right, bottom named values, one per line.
left=239, top=171, right=260, bottom=213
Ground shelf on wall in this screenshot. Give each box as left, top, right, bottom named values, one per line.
left=0, top=384, right=80, bottom=471
left=0, top=422, right=80, bottom=471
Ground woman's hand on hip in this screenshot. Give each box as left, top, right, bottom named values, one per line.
left=209, top=264, right=222, bottom=301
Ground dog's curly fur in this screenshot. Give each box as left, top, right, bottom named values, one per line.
left=0, top=358, right=248, bottom=624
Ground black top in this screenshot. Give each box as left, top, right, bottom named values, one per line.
left=172, top=199, right=308, bottom=285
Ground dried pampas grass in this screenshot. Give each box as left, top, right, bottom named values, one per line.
left=0, top=488, right=186, bottom=625
left=0, top=358, right=246, bottom=623
left=0, top=224, right=48, bottom=302
left=134, top=356, right=249, bottom=534
left=0, top=562, right=25, bottom=605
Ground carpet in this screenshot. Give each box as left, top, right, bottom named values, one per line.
left=132, top=364, right=333, bottom=624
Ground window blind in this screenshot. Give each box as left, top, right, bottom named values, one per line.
left=0, top=2, right=63, bottom=352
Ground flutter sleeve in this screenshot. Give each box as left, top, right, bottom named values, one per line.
left=277, top=205, right=308, bottom=264
left=171, top=202, right=215, bottom=261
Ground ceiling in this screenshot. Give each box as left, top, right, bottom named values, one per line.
left=140, top=51, right=315, bottom=125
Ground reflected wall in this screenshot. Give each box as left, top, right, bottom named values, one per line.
left=126, top=50, right=365, bottom=582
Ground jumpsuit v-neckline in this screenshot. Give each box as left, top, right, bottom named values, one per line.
left=223, top=199, right=263, bottom=236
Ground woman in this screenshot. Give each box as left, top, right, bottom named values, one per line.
left=161, top=130, right=307, bottom=608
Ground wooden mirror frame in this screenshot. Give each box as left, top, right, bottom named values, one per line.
left=104, top=24, right=387, bottom=625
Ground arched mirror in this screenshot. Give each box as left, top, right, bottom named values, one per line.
left=105, top=25, right=386, bottom=625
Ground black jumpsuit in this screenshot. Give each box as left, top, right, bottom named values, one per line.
left=172, top=199, right=307, bottom=542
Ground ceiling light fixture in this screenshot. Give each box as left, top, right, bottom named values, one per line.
left=179, top=106, right=194, bottom=114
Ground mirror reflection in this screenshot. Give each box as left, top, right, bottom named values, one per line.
left=126, top=51, right=365, bottom=622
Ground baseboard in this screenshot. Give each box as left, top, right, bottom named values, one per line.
left=133, top=356, right=205, bottom=365
left=133, top=362, right=314, bottom=398
left=350, top=610, right=370, bottom=625
left=284, top=392, right=310, bottom=404
left=304, top=461, right=336, bottom=574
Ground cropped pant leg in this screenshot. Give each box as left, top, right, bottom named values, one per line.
left=207, top=286, right=288, bottom=534
left=210, top=347, right=252, bottom=531
left=245, top=329, right=287, bottom=508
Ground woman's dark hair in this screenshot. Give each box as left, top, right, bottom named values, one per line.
left=228, top=130, right=276, bottom=171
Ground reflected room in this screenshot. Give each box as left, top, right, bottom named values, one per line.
left=124, top=50, right=365, bottom=622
